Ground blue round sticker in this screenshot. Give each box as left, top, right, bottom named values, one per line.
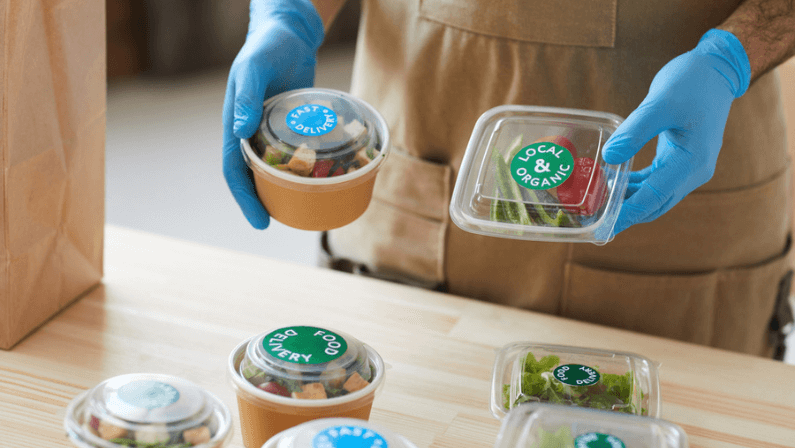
left=117, top=381, right=180, bottom=410
left=312, top=425, right=388, bottom=448
left=287, top=104, right=338, bottom=136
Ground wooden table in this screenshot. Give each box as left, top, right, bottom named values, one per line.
left=2, top=225, right=794, bottom=448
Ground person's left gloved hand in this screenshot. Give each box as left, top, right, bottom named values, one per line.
left=602, top=29, right=751, bottom=235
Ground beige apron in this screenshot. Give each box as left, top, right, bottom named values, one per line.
left=323, top=0, right=794, bottom=358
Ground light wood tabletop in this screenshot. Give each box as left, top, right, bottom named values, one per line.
left=2, top=225, right=794, bottom=448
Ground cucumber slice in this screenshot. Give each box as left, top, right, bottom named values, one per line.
left=491, top=143, right=532, bottom=226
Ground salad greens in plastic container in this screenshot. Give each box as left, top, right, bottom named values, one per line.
left=262, top=418, right=418, bottom=448
left=241, top=88, right=390, bottom=231
left=491, top=343, right=661, bottom=419
left=64, top=373, right=232, bottom=448
left=450, top=106, right=633, bottom=245
left=228, top=325, right=385, bottom=448
left=494, top=403, right=688, bottom=448
left=233, top=326, right=381, bottom=400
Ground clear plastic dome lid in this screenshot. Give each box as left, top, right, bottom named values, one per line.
left=450, top=105, right=633, bottom=245
left=239, top=326, right=377, bottom=400
left=248, top=89, right=387, bottom=181
left=263, top=418, right=418, bottom=448
left=64, top=373, right=232, bottom=448
left=494, top=403, right=688, bottom=448
left=491, top=343, right=661, bottom=419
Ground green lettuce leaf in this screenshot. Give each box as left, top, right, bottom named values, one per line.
left=535, top=427, right=575, bottom=448
left=601, top=372, right=633, bottom=403
left=522, top=353, right=560, bottom=374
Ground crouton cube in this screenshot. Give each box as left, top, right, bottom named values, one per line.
left=183, top=425, right=212, bottom=445
left=343, top=119, right=366, bottom=140
left=98, top=420, right=128, bottom=440
left=135, top=424, right=170, bottom=444
left=354, top=148, right=379, bottom=168
left=286, top=145, right=316, bottom=176
left=82, top=423, right=100, bottom=438
left=343, top=372, right=370, bottom=393
left=320, top=367, right=348, bottom=390
left=291, top=382, right=327, bottom=399
left=324, top=115, right=346, bottom=143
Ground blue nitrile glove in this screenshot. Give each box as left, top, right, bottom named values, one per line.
left=222, top=0, right=324, bottom=229
left=602, top=29, right=751, bottom=235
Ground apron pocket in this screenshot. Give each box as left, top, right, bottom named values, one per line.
left=418, top=0, right=617, bottom=48
left=572, top=163, right=793, bottom=272
left=560, top=265, right=720, bottom=346
left=713, top=241, right=794, bottom=358
left=561, top=240, right=794, bottom=357
left=325, top=149, right=452, bottom=286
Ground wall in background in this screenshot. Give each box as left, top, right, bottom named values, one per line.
left=107, top=0, right=146, bottom=78
left=106, top=0, right=361, bottom=79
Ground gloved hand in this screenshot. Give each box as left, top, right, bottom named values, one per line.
left=222, top=0, right=324, bottom=229
left=602, top=29, right=751, bottom=235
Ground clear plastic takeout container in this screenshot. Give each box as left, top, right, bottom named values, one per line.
left=262, top=418, right=418, bottom=448
left=228, top=325, right=385, bottom=448
left=241, top=88, right=390, bottom=231
left=450, top=105, right=633, bottom=245
left=495, top=403, right=688, bottom=448
left=64, top=373, right=232, bottom=448
left=491, top=343, right=661, bottom=419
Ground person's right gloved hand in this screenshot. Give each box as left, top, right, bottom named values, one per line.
left=222, top=0, right=324, bottom=229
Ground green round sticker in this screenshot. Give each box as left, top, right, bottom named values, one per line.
left=510, top=142, right=574, bottom=190
left=263, top=326, right=348, bottom=364
left=574, top=433, right=626, bottom=448
left=553, top=364, right=600, bottom=386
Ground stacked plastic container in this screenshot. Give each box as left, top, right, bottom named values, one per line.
left=490, top=342, right=688, bottom=448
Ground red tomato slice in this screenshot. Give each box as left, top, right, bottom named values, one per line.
left=532, top=135, right=578, bottom=159
left=311, top=160, right=345, bottom=178
left=557, top=157, right=607, bottom=215
left=258, top=382, right=290, bottom=397
left=311, top=160, right=333, bottom=178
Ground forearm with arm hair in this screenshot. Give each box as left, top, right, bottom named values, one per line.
left=719, top=0, right=795, bottom=82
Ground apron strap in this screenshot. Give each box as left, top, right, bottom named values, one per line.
left=769, top=267, right=794, bottom=361
left=319, top=231, right=448, bottom=292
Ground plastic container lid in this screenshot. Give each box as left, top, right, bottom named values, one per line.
left=262, top=418, right=418, bottom=448
left=64, top=373, right=232, bottom=448
left=234, top=325, right=382, bottom=402
left=244, top=88, right=389, bottom=184
left=450, top=105, right=633, bottom=245
left=495, top=403, right=688, bottom=448
left=491, top=343, right=661, bottom=419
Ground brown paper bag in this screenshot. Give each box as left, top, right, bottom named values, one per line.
left=0, top=0, right=105, bottom=349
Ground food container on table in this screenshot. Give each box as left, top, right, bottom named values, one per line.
left=262, top=418, right=418, bottom=448
left=241, top=88, right=390, bottom=231
left=64, top=373, right=232, bottom=448
left=495, top=402, right=687, bottom=448
left=491, top=343, right=661, bottom=419
left=450, top=105, right=633, bottom=245
left=228, top=325, right=385, bottom=448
